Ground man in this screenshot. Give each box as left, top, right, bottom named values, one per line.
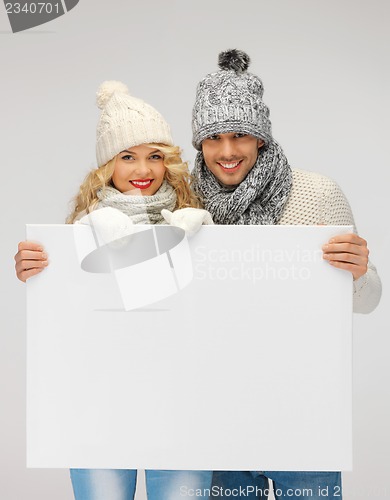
left=190, top=49, right=382, bottom=499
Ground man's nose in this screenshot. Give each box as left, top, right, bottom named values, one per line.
left=219, top=139, right=235, bottom=159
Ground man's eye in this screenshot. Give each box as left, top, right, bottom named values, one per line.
left=235, top=133, right=246, bottom=138
left=208, top=135, right=219, bottom=141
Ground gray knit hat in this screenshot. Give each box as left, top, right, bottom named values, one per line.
left=96, top=81, right=173, bottom=167
left=192, top=49, right=272, bottom=150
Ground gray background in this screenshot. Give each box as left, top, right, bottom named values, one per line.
left=1, top=0, right=388, bottom=498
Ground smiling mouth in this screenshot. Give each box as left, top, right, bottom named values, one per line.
left=217, top=160, right=243, bottom=172
left=130, top=179, right=153, bottom=189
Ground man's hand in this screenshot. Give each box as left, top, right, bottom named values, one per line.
left=322, top=233, right=369, bottom=280
left=14, top=241, right=48, bottom=282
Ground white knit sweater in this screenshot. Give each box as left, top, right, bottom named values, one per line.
left=278, top=168, right=381, bottom=314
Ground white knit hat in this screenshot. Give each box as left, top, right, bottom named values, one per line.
left=96, top=81, right=174, bottom=167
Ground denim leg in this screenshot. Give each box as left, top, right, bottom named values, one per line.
left=70, top=469, right=137, bottom=500
left=211, top=471, right=270, bottom=498
left=264, top=471, right=342, bottom=499
left=145, top=470, right=213, bottom=500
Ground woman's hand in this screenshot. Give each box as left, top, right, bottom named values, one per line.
left=14, top=241, right=48, bottom=282
left=322, top=233, right=369, bottom=281
left=161, top=208, right=214, bottom=236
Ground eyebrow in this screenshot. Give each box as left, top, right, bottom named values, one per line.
left=120, top=149, right=161, bottom=154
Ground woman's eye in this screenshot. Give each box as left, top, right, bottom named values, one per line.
left=121, top=155, right=133, bottom=160
left=150, top=154, right=163, bottom=160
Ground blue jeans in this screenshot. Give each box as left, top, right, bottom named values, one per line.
left=211, top=471, right=342, bottom=499
left=70, top=468, right=213, bottom=500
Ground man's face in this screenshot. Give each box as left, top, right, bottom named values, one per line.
left=201, top=132, right=264, bottom=187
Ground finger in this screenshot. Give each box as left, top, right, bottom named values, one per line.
left=327, top=234, right=367, bottom=246
left=15, top=250, right=48, bottom=263
left=18, top=267, right=44, bottom=282
left=15, top=258, right=48, bottom=274
left=327, top=260, right=367, bottom=280
left=17, top=241, right=44, bottom=252
left=203, top=213, right=214, bottom=225
left=323, top=252, right=367, bottom=266
left=322, top=242, right=369, bottom=257
left=161, top=209, right=173, bottom=223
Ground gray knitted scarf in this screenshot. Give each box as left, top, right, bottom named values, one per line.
left=96, top=180, right=176, bottom=225
left=192, top=141, right=292, bottom=225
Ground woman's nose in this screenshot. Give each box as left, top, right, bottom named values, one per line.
left=134, top=160, right=151, bottom=176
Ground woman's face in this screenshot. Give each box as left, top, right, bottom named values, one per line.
left=112, top=144, right=166, bottom=195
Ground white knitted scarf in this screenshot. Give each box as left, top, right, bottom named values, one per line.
left=96, top=180, right=177, bottom=225
left=192, top=140, right=292, bottom=225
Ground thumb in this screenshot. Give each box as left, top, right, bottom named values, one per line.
left=161, top=209, right=173, bottom=224
left=202, top=211, right=214, bottom=225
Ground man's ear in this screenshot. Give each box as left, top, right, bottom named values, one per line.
left=258, top=139, right=265, bottom=149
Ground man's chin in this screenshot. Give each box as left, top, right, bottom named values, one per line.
left=213, top=173, right=242, bottom=189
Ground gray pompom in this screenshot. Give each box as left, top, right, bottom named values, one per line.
left=218, top=49, right=250, bottom=73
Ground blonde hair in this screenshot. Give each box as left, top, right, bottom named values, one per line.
left=66, top=144, right=202, bottom=224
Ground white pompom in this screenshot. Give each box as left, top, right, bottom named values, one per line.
left=96, top=80, right=129, bottom=109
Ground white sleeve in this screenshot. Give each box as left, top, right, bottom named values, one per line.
left=321, top=177, right=382, bottom=314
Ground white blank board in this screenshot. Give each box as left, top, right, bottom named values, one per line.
left=26, top=225, right=353, bottom=471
